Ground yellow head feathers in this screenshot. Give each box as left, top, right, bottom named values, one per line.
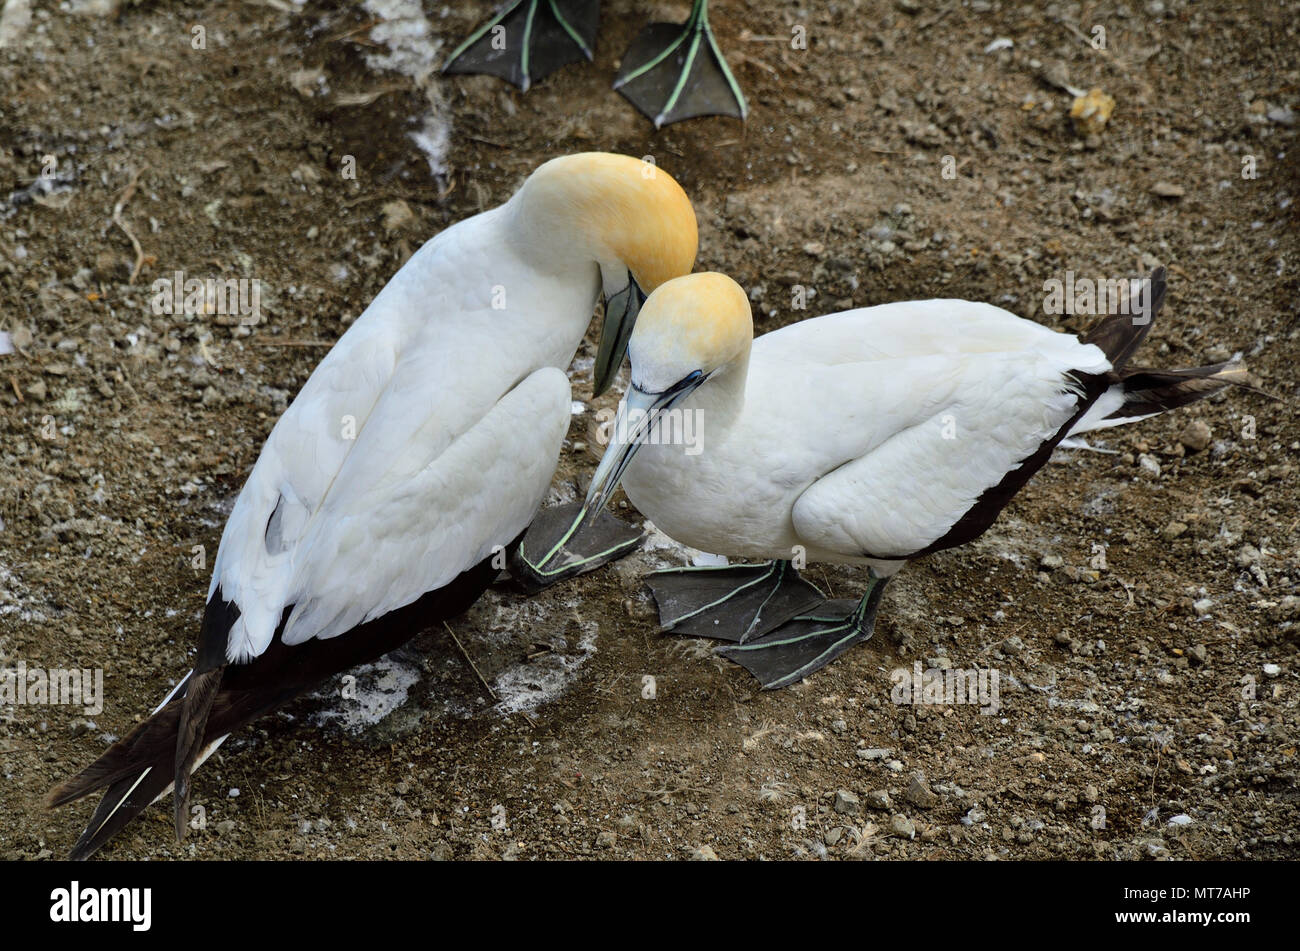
left=629, top=273, right=753, bottom=393
left=516, top=153, right=698, bottom=291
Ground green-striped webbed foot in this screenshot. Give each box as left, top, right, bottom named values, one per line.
left=613, top=0, right=747, bottom=127
left=443, top=0, right=600, bottom=92
left=646, top=559, right=824, bottom=642
left=718, top=575, right=890, bottom=690
left=511, top=499, right=644, bottom=594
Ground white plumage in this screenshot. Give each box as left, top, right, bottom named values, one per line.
left=620, top=297, right=1112, bottom=572
left=211, top=208, right=592, bottom=658
left=566, top=269, right=1243, bottom=690
left=51, top=152, right=699, bottom=859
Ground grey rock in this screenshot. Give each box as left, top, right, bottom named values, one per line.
left=889, top=815, right=916, bottom=839
left=905, top=775, right=939, bottom=809
left=834, top=789, right=860, bottom=815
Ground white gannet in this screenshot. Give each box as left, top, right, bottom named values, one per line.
left=47, top=152, right=698, bottom=858
left=444, top=0, right=747, bottom=127
left=532, top=269, right=1256, bottom=689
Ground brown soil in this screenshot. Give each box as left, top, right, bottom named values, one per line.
left=1, top=0, right=1297, bottom=861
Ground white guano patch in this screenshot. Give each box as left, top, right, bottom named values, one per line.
left=361, top=0, right=451, bottom=178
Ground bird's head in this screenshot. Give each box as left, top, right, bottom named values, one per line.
left=582, top=272, right=752, bottom=516
left=513, top=153, right=698, bottom=394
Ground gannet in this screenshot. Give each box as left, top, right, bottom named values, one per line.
left=529, top=270, right=1256, bottom=689
left=47, top=152, right=698, bottom=858
left=444, top=0, right=747, bottom=127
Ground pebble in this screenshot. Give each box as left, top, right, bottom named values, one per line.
left=889, top=815, right=916, bottom=839
left=834, top=789, right=860, bottom=815
left=1236, top=544, right=1262, bottom=568
left=1262, top=663, right=1281, bottom=678
left=1151, top=181, right=1185, bottom=198
left=1162, top=521, right=1188, bottom=541
left=858, top=747, right=892, bottom=761
left=381, top=200, right=416, bottom=233
left=865, top=789, right=892, bottom=811
left=1180, top=420, right=1212, bottom=451
left=905, top=775, right=938, bottom=809
left=690, top=845, right=719, bottom=861
left=1138, top=454, right=1162, bottom=478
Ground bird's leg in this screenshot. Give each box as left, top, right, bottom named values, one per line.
left=443, top=0, right=600, bottom=92
left=613, top=0, right=748, bottom=127
left=510, top=499, right=644, bottom=593
left=716, top=575, right=891, bottom=690
left=646, top=559, right=824, bottom=643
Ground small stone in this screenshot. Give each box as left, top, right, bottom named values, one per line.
left=595, top=830, right=617, bottom=849
left=1188, top=644, right=1208, bottom=666
left=858, top=747, right=891, bottom=761
left=690, top=844, right=719, bottom=861
left=889, top=815, right=916, bottom=839
left=381, top=200, right=416, bottom=233
left=1000, top=635, right=1025, bottom=655
left=1262, top=663, right=1282, bottom=678
left=1150, top=181, right=1185, bottom=199
left=1192, top=598, right=1213, bottom=614
left=1069, top=88, right=1116, bottom=136
left=215, top=820, right=236, bottom=835
left=1180, top=419, right=1212, bottom=451
left=834, top=789, right=860, bottom=815
left=865, top=789, right=892, bottom=811
left=1138, top=454, right=1162, bottom=478
left=1040, top=554, right=1064, bottom=570
left=905, top=775, right=938, bottom=809
left=1236, top=544, right=1262, bottom=568
left=825, top=827, right=844, bottom=846
left=1162, top=521, right=1188, bottom=541
left=1168, top=814, right=1193, bottom=827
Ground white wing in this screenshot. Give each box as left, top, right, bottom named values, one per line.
left=209, top=210, right=590, bottom=662
left=773, top=300, right=1111, bottom=558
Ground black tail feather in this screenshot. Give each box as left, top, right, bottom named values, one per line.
left=1107, top=362, right=1261, bottom=421
left=67, top=763, right=176, bottom=861
left=1083, top=266, right=1167, bottom=371
left=47, top=700, right=185, bottom=809
left=173, top=667, right=224, bottom=841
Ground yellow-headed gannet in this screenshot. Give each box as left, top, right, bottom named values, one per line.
left=533, top=270, right=1257, bottom=689
left=48, top=152, right=697, bottom=858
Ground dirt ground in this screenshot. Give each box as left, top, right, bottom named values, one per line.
left=1, top=0, right=1297, bottom=861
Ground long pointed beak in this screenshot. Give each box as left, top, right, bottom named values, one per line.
left=582, top=371, right=707, bottom=520
left=593, top=277, right=646, bottom=397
